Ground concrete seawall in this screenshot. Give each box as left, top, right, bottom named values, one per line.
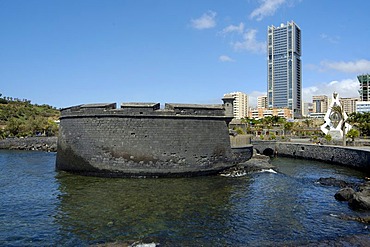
left=252, top=140, right=370, bottom=174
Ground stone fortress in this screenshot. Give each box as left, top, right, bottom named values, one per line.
left=56, top=98, right=252, bottom=177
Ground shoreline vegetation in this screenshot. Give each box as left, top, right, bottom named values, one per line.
left=0, top=93, right=60, bottom=139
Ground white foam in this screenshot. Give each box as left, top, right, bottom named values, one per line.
left=260, top=169, right=277, bottom=174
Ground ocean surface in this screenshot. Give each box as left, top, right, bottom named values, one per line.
left=0, top=149, right=369, bottom=246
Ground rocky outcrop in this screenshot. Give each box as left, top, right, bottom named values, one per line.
left=220, top=152, right=276, bottom=177
left=348, top=181, right=370, bottom=210
left=0, top=137, right=57, bottom=152
left=318, top=177, right=370, bottom=211
left=316, top=177, right=353, bottom=188
left=334, top=187, right=355, bottom=201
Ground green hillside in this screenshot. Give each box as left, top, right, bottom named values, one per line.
left=0, top=94, right=60, bottom=138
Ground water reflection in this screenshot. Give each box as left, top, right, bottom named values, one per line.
left=54, top=158, right=369, bottom=246
left=55, top=173, right=241, bottom=246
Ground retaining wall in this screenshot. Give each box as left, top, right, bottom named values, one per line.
left=0, top=137, right=57, bottom=152
left=252, top=140, right=370, bottom=174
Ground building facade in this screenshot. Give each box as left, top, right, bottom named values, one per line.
left=356, top=101, right=370, bottom=113
left=267, top=21, right=302, bottom=118
left=340, top=97, right=359, bottom=115
left=312, top=95, right=328, bottom=114
left=248, top=107, right=292, bottom=120
left=358, top=74, right=370, bottom=101
left=223, top=92, right=248, bottom=119
left=257, top=95, right=268, bottom=109
left=303, top=102, right=313, bottom=117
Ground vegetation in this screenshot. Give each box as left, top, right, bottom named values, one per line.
left=0, top=93, right=60, bottom=139
left=238, top=111, right=370, bottom=146
left=324, top=134, right=332, bottom=143
left=347, top=112, right=370, bottom=137
left=346, top=128, right=359, bottom=143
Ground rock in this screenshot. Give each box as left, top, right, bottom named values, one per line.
left=317, top=177, right=350, bottom=188
left=348, top=192, right=370, bottom=210
left=334, top=187, right=355, bottom=201
left=338, top=214, right=370, bottom=224
left=220, top=154, right=276, bottom=177
left=358, top=181, right=370, bottom=195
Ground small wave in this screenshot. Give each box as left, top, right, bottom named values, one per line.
left=260, top=169, right=277, bottom=174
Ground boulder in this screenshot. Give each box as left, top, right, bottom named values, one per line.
left=334, top=187, right=355, bottom=201
left=348, top=192, right=370, bottom=210
left=317, top=177, right=350, bottom=188
left=219, top=154, right=276, bottom=177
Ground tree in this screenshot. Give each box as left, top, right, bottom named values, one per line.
left=348, top=112, right=370, bottom=137
left=346, top=128, right=359, bottom=145
left=233, top=127, right=245, bottom=135
left=283, top=122, right=294, bottom=136
left=303, top=118, right=313, bottom=128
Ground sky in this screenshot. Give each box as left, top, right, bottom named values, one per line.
left=1, top=0, right=370, bottom=109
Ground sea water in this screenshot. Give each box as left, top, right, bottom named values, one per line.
left=0, top=150, right=369, bottom=246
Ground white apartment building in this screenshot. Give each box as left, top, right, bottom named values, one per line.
left=340, top=97, right=359, bottom=115
left=223, top=92, right=248, bottom=119
left=257, top=95, right=268, bottom=109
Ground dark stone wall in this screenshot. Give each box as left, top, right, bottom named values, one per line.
left=56, top=103, right=250, bottom=177
left=0, top=137, right=57, bottom=152
left=252, top=140, right=370, bottom=174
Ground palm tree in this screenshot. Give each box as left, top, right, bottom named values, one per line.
left=283, top=121, right=294, bottom=136
left=303, top=118, right=313, bottom=128
left=331, top=105, right=347, bottom=146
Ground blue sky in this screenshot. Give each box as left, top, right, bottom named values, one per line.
left=1, top=0, right=370, bottom=108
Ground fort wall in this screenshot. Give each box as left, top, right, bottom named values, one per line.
left=56, top=103, right=252, bottom=177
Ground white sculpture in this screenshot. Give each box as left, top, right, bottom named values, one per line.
left=320, top=92, right=352, bottom=140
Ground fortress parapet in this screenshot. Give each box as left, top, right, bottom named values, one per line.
left=56, top=101, right=251, bottom=177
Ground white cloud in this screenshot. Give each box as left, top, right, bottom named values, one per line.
left=232, top=29, right=266, bottom=53
left=221, top=22, right=244, bottom=35
left=248, top=90, right=267, bottom=108
left=320, top=59, right=370, bottom=74
left=219, top=55, right=235, bottom=62
left=190, top=11, right=217, bottom=30
left=250, top=0, right=286, bottom=21
left=302, top=78, right=360, bottom=103
left=320, top=33, right=340, bottom=44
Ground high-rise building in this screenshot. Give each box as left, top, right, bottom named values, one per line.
left=267, top=21, right=302, bottom=118
left=223, top=92, right=248, bottom=119
left=340, top=97, right=359, bottom=114
left=303, top=102, right=313, bottom=117
left=358, top=74, right=370, bottom=101
left=257, top=95, right=268, bottom=109
left=312, top=95, right=328, bottom=113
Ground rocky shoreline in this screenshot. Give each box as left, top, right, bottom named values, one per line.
left=220, top=151, right=276, bottom=177
left=0, top=136, right=58, bottom=152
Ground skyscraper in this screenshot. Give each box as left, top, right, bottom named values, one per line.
left=267, top=21, right=302, bottom=118
left=358, top=74, right=370, bottom=101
